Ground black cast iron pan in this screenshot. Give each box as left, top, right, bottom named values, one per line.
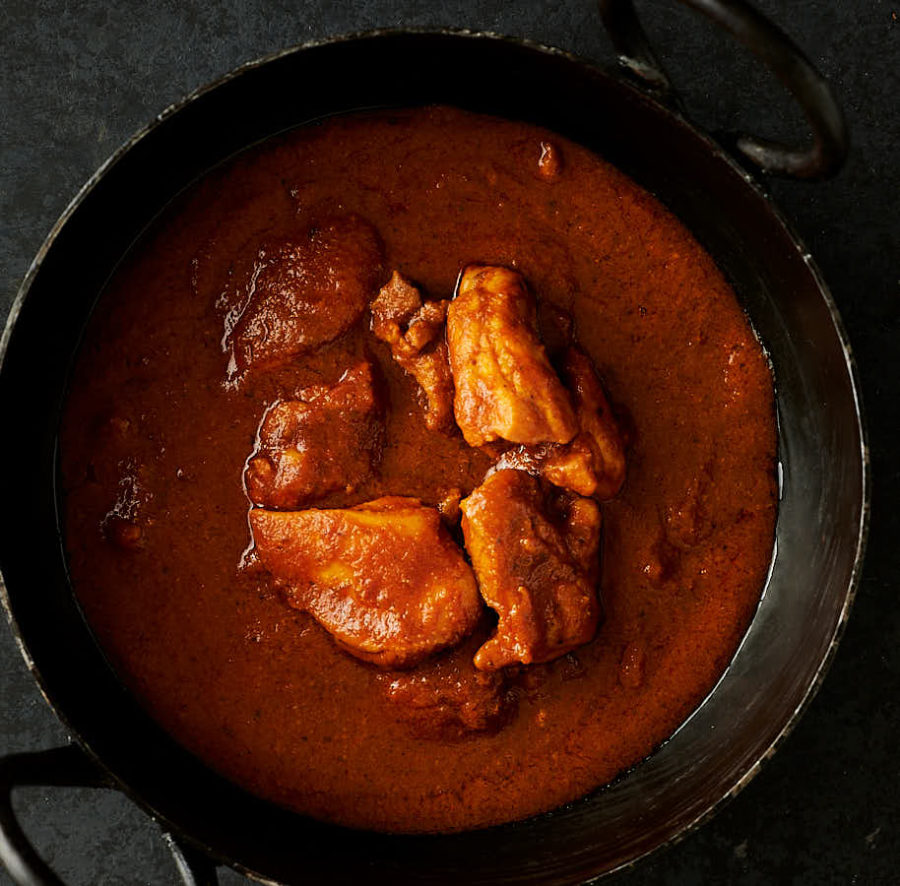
left=0, top=1, right=868, bottom=884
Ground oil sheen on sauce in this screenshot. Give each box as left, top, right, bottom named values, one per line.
left=61, top=106, right=777, bottom=833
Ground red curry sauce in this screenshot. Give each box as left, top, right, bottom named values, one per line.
left=61, top=106, right=776, bottom=832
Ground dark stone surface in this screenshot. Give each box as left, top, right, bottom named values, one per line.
left=1, top=1, right=897, bottom=883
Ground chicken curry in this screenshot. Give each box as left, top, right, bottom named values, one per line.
left=61, top=106, right=777, bottom=833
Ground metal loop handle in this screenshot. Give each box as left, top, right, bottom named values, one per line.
left=598, top=0, right=848, bottom=179
left=0, top=745, right=219, bottom=886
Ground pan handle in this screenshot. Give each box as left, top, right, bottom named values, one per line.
left=597, top=0, right=848, bottom=179
left=0, top=745, right=219, bottom=886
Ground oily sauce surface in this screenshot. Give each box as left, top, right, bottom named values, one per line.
left=61, top=107, right=776, bottom=832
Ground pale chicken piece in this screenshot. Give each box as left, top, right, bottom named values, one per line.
left=541, top=346, right=626, bottom=500
left=447, top=266, right=578, bottom=447
left=370, top=271, right=454, bottom=432
left=492, top=346, right=626, bottom=500
left=250, top=497, right=483, bottom=668
left=461, top=469, right=602, bottom=671
left=226, top=215, right=383, bottom=375
left=244, top=362, right=383, bottom=509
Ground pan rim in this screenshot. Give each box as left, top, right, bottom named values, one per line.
left=0, top=27, right=871, bottom=886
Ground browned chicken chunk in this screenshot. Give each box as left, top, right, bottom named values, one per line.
left=227, top=215, right=383, bottom=375
left=541, top=346, right=626, bottom=500
left=250, top=497, right=483, bottom=668
left=244, top=362, right=383, bottom=509
left=447, top=266, right=579, bottom=447
left=497, top=345, right=626, bottom=500
left=460, top=469, right=602, bottom=671
left=378, top=635, right=511, bottom=739
left=370, top=271, right=454, bottom=432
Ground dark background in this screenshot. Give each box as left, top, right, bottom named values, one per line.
left=1, top=1, right=897, bottom=883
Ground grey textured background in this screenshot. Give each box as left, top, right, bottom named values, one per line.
left=2, top=0, right=898, bottom=883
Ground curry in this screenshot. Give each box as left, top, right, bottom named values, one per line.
left=61, top=106, right=776, bottom=833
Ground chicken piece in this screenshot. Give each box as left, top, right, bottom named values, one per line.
left=541, top=346, right=626, bottom=500
left=226, top=216, right=383, bottom=375
left=491, top=346, right=626, bottom=501
left=244, top=362, right=383, bottom=509
left=447, top=265, right=578, bottom=447
left=378, top=636, right=511, bottom=739
left=370, top=271, right=455, bottom=432
left=250, top=497, right=483, bottom=668
left=460, top=469, right=602, bottom=671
